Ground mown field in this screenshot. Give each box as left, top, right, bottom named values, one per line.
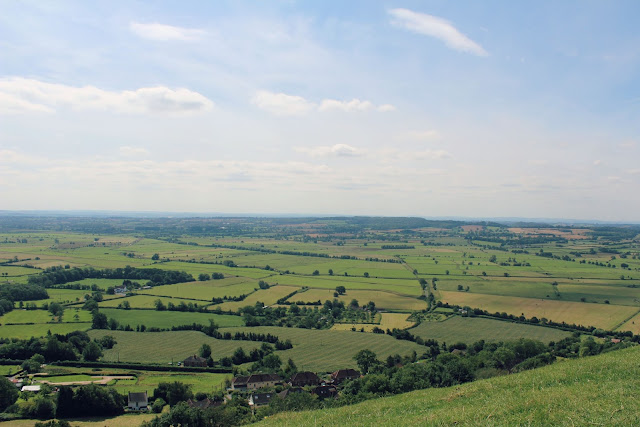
left=0, top=323, right=92, bottom=339
left=258, top=345, right=640, bottom=426
left=408, top=315, right=570, bottom=344
left=88, top=329, right=263, bottom=364
left=439, top=291, right=638, bottom=331
left=220, top=326, right=426, bottom=372
left=289, top=288, right=427, bottom=311
left=332, top=313, right=415, bottom=332
left=100, top=308, right=244, bottom=329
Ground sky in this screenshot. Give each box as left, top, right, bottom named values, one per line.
left=1, top=0, right=639, bottom=221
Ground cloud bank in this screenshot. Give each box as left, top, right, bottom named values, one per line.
left=0, top=77, right=214, bottom=115
left=253, top=90, right=395, bottom=116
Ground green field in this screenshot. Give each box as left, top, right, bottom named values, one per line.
left=409, top=315, right=570, bottom=344
left=259, top=345, right=640, bottom=426
left=0, top=308, right=92, bottom=324
left=137, top=277, right=259, bottom=300
left=100, top=308, right=244, bottom=329
left=87, top=329, right=262, bottom=364
left=288, top=288, right=427, bottom=311
left=220, top=326, right=427, bottom=372
left=0, top=322, right=92, bottom=339
left=215, top=285, right=300, bottom=311
left=98, top=295, right=208, bottom=309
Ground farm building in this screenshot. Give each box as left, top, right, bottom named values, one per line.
left=128, top=391, right=148, bottom=410
left=186, top=398, right=222, bottom=410
left=289, top=371, right=321, bottom=387
left=248, top=392, right=274, bottom=407
left=331, top=368, right=361, bottom=384
left=183, top=355, right=207, bottom=367
left=231, top=373, right=282, bottom=390
left=313, top=385, right=338, bottom=399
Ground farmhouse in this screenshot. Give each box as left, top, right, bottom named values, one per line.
left=183, top=355, right=207, bottom=367
left=289, top=371, right=321, bottom=387
left=313, top=385, right=338, bottom=399
left=248, top=392, right=274, bottom=407
left=187, top=398, right=221, bottom=410
left=278, top=387, right=306, bottom=399
left=231, top=373, right=282, bottom=390
left=331, top=368, right=361, bottom=384
left=128, top=391, right=148, bottom=410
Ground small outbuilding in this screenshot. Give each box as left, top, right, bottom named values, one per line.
left=183, top=355, right=208, bottom=367
left=128, top=391, right=148, bottom=410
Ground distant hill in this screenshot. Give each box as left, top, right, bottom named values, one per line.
left=259, top=346, right=640, bottom=426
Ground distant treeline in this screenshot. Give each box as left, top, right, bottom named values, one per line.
left=0, top=283, right=48, bottom=302
left=27, top=266, right=194, bottom=288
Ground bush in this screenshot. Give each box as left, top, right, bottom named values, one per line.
left=152, top=398, right=166, bottom=413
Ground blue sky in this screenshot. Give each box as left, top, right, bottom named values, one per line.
left=1, top=1, right=639, bottom=220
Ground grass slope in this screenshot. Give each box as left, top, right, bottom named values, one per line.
left=260, top=346, right=640, bottom=426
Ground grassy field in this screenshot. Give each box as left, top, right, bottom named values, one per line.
left=409, top=315, right=570, bottom=344
left=258, top=346, right=640, bottom=426
left=271, top=275, right=422, bottom=296
left=289, top=288, right=427, bottom=311
left=136, top=277, right=260, bottom=300
left=1, top=414, right=157, bottom=427
left=439, top=291, right=637, bottom=330
left=220, top=326, right=426, bottom=372
left=87, top=329, right=262, bottom=364
left=100, top=308, right=244, bottom=329
left=1, top=308, right=92, bottom=324
left=0, top=364, right=21, bottom=375
left=214, top=285, right=300, bottom=312
left=0, top=323, right=92, bottom=339
left=615, top=311, right=640, bottom=334
left=332, top=313, right=415, bottom=332
left=97, top=295, right=208, bottom=309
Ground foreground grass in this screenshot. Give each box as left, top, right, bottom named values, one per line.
left=259, top=346, right=640, bottom=426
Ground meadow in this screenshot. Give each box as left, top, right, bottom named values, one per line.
left=408, top=315, right=570, bottom=344
left=100, top=308, right=244, bottom=329
left=288, top=288, right=427, bottom=311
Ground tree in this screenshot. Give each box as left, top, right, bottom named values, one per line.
left=335, top=286, right=346, bottom=295
left=328, top=269, right=334, bottom=276
left=262, top=353, right=282, bottom=371
left=83, top=341, right=103, bottom=361
left=0, top=376, right=19, bottom=411
left=92, top=311, right=108, bottom=329
left=153, top=382, right=193, bottom=406
left=152, top=397, right=166, bottom=413
left=198, top=273, right=210, bottom=281
left=22, top=353, right=45, bottom=373
left=354, top=349, right=378, bottom=374
left=154, top=299, right=166, bottom=311
left=48, top=302, right=64, bottom=319
left=363, top=272, right=369, bottom=278
left=489, top=255, right=497, bottom=263
left=151, top=253, right=160, bottom=261
left=199, top=343, right=212, bottom=359
left=312, top=270, right=320, bottom=276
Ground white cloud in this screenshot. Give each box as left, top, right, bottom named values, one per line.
left=0, top=77, right=214, bottom=115
left=251, top=90, right=315, bottom=116
left=319, top=98, right=373, bottom=112
left=295, top=144, right=364, bottom=157
left=380, top=148, right=452, bottom=161
left=377, top=104, right=397, bottom=112
left=389, top=8, right=488, bottom=56
left=253, top=91, right=394, bottom=115
left=129, top=22, right=207, bottom=41
left=119, top=146, right=149, bottom=157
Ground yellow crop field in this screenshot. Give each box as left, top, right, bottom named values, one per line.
left=439, top=291, right=636, bottom=330
left=213, top=285, right=300, bottom=312
left=332, top=313, right=415, bottom=332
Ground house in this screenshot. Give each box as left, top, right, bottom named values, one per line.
left=183, top=355, right=208, bottom=367
left=330, top=368, right=361, bottom=384
left=289, top=371, right=321, bottom=387
left=312, top=385, right=338, bottom=399
left=611, top=338, right=621, bottom=344
left=128, top=391, right=148, bottom=410
left=248, top=392, right=274, bottom=407
left=231, top=373, right=282, bottom=390
left=186, top=398, right=222, bottom=410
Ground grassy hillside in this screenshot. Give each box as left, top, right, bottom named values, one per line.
left=259, top=346, right=640, bottom=426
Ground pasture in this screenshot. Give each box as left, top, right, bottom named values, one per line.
left=220, top=326, right=426, bottom=372
left=439, top=291, right=637, bottom=330
left=409, top=315, right=570, bottom=344
left=100, top=308, right=244, bottom=329
left=88, top=329, right=262, bottom=364
left=0, top=323, right=91, bottom=339
left=137, top=277, right=259, bottom=301
left=288, top=288, right=427, bottom=311
left=214, top=285, right=300, bottom=311
left=332, top=313, right=415, bottom=332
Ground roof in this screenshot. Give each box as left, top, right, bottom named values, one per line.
left=290, top=371, right=320, bottom=384
left=247, top=373, right=282, bottom=383
left=232, top=376, right=249, bottom=386
left=184, top=355, right=207, bottom=363
left=331, top=368, right=361, bottom=379
left=250, top=393, right=274, bottom=406
left=21, top=385, right=41, bottom=392
left=128, top=391, right=148, bottom=403
left=187, top=398, right=221, bottom=409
